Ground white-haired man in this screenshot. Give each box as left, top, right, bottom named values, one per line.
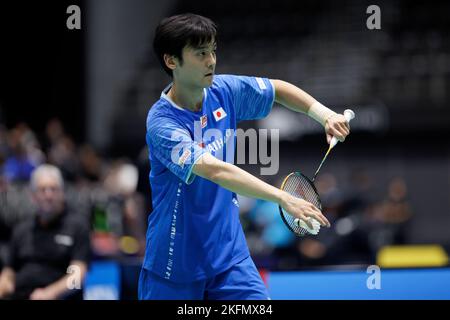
left=0, top=164, right=90, bottom=300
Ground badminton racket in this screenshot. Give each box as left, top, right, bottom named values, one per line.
left=279, top=109, right=355, bottom=236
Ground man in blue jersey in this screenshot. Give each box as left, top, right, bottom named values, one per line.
left=139, top=13, right=350, bottom=300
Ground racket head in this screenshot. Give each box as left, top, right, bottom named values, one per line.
left=279, top=172, right=322, bottom=236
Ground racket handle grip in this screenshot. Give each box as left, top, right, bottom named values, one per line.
left=330, top=109, right=355, bottom=148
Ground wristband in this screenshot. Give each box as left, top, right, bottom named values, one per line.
left=307, top=101, right=337, bottom=126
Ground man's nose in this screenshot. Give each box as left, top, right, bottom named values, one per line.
left=43, top=190, right=55, bottom=200
left=207, top=53, right=216, bottom=68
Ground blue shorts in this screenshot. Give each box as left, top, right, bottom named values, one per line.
left=138, top=255, right=270, bottom=300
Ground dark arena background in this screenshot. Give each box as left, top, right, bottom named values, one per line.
left=0, top=0, right=449, bottom=306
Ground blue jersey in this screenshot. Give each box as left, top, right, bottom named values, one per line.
left=143, top=74, right=275, bottom=283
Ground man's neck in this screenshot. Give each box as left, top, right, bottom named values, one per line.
left=168, top=81, right=204, bottom=112
left=37, top=207, right=64, bottom=228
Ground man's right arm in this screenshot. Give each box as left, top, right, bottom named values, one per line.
left=148, top=114, right=329, bottom=227
left=192, top=153, right=330, bottom=228
left=0, top=267, right=15, bottom=298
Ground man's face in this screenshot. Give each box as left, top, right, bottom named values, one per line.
left=173, top=40, right=217, bottom=88
left=32, top=174, right=65, bottom=217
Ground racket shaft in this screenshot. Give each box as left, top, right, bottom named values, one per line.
left=313, top=146, right=331, bottom=181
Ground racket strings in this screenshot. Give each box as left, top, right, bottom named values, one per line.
left=280, top=173, right=322, bottom=236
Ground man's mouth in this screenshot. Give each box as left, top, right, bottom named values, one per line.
left=205, top=72, right=213, bottom=77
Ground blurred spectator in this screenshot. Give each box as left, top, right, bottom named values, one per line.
left=77, top=144, right=104, bottom=184
left=2, top=124, right=44, bottom=183
left=376, top=177, right=412, bottom=226
left=48, top=136, right=79, bottom=182
left=366, top=176, right=413, bottom=251
left=0, top=164, right=90, bottom=300
left=344, top=169, right=378, bottom=217
left=43, top=119, right=80, bottom=182
left=91, top=161, right=146, bottom=257
left=44, top=118, right=65, bottom=151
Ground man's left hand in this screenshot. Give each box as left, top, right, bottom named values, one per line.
left=325, top=113, right=350, bottom=144
left=29, top=287, right=58, bottom=300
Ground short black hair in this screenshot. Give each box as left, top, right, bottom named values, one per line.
left=153, top=13, right=217, bottom=77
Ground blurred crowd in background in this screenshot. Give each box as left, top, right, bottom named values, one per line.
left=0, top=119, right=149, bottom=266
left=0, top=118, right=413, bottom=275
left=241, top=171, right=412, bottom=270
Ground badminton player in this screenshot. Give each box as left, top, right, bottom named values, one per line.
left=139, top=13, right=350, bottom=300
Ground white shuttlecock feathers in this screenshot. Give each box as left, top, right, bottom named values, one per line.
left=294, top=217, right=321, bottom=235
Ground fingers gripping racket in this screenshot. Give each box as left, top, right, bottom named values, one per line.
left=279, top=109, right=355, bottom=236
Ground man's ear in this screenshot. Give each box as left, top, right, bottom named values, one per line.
left=163, top=54, right=178, bottom=71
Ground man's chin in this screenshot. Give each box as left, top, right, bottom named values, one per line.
left=38, top=206, right=63, bottom=220
left=203, top=74, right=214, bottom=86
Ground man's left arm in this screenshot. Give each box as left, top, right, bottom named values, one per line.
left=29, top=260, right=87, bottom=300
left=30, top=217, right=90, bottom=300
left=270, top=79, right=350, bottom=143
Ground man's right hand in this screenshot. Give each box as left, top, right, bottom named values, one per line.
left=0, top=268, right=15, bottom=298
left=279, top=192, right=331, bottom=229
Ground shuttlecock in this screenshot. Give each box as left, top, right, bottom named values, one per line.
left=294, top=217, right=321, bottom=235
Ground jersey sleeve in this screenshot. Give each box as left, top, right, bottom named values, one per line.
left=220, top=75, right=275, bottom=122
left=147, top=117, right=207, bottom=184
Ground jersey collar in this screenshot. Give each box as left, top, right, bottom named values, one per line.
left=161, top=83, right=207, bottom=113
